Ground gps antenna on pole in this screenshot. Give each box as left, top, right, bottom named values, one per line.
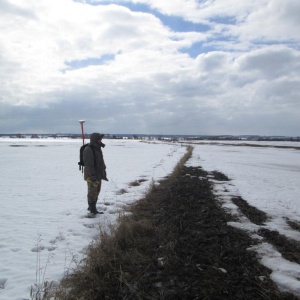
left=79, top=120, right=85, bottom=145
left=79, top=120, right=85, bottom=173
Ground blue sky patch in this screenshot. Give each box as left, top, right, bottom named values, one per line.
left=209, top=16, right=237, bottom=25
left=157, top=13, right=210, bottom=33
left=65, top=54, right=115, bottom=70
left=84, top=0, right=210, bottom=33
left=119, top=1, right=210, bottom=32
left=180, top=41, right=216, bottom=58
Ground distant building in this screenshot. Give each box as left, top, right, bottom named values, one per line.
left=31, top=134, right=40, bottom=139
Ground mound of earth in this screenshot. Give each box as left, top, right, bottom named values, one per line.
left=60, top=163, right=299, bottom=299
left=129, top=165, right=298, bottom=299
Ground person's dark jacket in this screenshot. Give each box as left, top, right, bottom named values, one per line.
left=83, top=133, right=107, bottom=181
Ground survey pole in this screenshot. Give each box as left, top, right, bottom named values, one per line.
left=79, top=120, right=85, bottom=145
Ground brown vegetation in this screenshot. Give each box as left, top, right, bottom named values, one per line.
left=56, top=145, right=298, bottom=299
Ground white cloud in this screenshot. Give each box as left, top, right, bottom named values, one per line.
left=237, top=0, right=300, bottom=42
left=237, top=46, right=300, bottom=80
left=0, top=0, right=299, bottom=135
left=0, top=1, right=168, bottom=105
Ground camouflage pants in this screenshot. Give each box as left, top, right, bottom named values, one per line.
left=87, top=180, right=102, bottom=204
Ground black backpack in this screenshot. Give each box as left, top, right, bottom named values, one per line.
left=78, top=143, right=95, bottom=171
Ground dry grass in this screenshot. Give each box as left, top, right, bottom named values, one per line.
left=170, top=145, right=193, bottom=178
left=231, top=196, right=268, bottom=225
left=56, top=218, right=158, bottom=299
left=55, top=146, right=194, bottom=300
left=129, top=179, right=147, bottom=187
left=285, top=218, right=300, bottom=232
left=54, top=144, right=297, bottom=300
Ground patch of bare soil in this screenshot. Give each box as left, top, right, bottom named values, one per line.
left=129, top=165, right=298, bottom=299
left=231, top=196, right=268, bottom=225
left=59, top=162, right=300, bottom=299
left=258, top=228, right=300, bottom=265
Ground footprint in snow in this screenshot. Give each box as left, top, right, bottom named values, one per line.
left=68, top=230, right=82, bottom=237
left=11, top=248, right=22, bottom=252
left=83, top=223, right=95, bottom=228
left=81, top=213, right=102, bottom=219
left=47, top=246, right=57, bottom=251
left=0, top=278, right=8, bottom=289
left=31, top=245, right=57, bottom=252
left=49, top=234, right=65, bottom=245
left=31, top=245, right=45, bottom=252
left=108, top=208, right=121, bottom=214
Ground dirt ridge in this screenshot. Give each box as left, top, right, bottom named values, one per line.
left=59, top=160, right=299, bottom=299
left=128, top=165, right=298, bottom=299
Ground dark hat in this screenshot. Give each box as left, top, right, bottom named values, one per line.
left=90, top=132, right=104, bottom=143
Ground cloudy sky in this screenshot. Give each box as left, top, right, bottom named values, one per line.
left=0, top=0, right=299, bottom=135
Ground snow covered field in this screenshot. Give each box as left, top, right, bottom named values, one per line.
left=0, top=138, right=299, bottom=298
left=0, top=138, right=187, bottom=299
left=187, top=141, right=300, bottom=296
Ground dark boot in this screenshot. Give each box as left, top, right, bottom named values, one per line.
left=88, top=198, right=98, bottom=210
left=89, top=203, right=103, bottom=214
left=88, top=203, right=97, bottom=214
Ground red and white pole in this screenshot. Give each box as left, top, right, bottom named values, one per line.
left=79, top=120, right=86, bottom=173
left=79, top=120, right=85, bottom=145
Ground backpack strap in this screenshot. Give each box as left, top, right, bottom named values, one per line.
left=89, top=144, right=97, bottom=169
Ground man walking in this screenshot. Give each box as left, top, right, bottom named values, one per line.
left=83, top=132, right=108, bottom=214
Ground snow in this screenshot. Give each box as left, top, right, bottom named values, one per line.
left=186, top=142, right=300, bottom=296
left=0, top=138, right=300, bottom=298
left=0, top=138, right=186, bottom=299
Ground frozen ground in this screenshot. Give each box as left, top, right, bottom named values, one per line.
left=0, top=138, right=299, bottom=298
left=186, top=142, right=300, bottom=296
left=0, top=138, right=187, bottom=299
